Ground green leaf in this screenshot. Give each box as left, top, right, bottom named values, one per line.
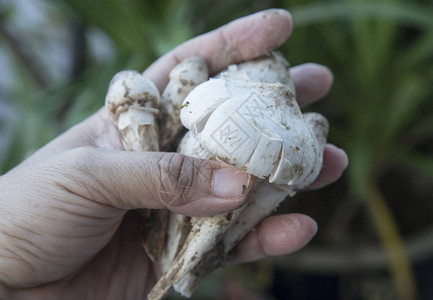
left=381, top=74, right=429, bottom=141
left=402, top=153, right=433, bottom=179
left=397, top=30, right=433, bottom=69
left=291, top=2, right=433, bottom=29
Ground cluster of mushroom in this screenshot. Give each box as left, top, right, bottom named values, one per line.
left=104, top=52, right=328, bottom=300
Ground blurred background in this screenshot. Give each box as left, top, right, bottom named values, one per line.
left=0, top=0, right=432, bottom=299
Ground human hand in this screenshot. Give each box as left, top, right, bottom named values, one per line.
left=0, top=9, right=347, bottom=300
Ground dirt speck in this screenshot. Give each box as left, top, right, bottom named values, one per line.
left=290, top=164, right=304, bottom=178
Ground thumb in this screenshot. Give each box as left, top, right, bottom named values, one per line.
left=51, top=147, right=253, bottom=217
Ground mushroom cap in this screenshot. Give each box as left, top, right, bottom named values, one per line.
left=216, top=51, right=295, bottom=91
left=105, top=70, right=160, bottom=123
left=168, top=56, right=208, bottom=87
left=180, top=77, right=322, bottom=186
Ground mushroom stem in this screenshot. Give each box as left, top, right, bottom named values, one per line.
left=148, top=197, right=250, bottom=300
left=172, top=182, right=289, bottom=297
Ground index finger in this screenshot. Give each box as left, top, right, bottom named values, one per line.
left=143, top=9, right=293, bottom=91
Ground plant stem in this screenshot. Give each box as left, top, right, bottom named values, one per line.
left=365, top=181, right=418, bottom=300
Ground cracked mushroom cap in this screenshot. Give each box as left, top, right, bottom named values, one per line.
left=180, top=77, right=324, bottom=186
left=105, top=70, right=160, bottom=123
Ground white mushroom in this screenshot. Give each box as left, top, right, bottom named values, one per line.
left=105, top=70, right=160, bottom=151
left=105, top=70, right=169, bottom=263
left=148, top=52, right=329, bottom=299
left=154, top=57, right=208, bottom=272
left=171, top=112, right=328, bottom=297
left=158, top=56, right=208, bottom=151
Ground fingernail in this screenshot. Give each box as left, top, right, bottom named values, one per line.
left=212, top=168, right=250, bottom=199
left=307, top=216, right=318, bottom=236
left=338, top=148, right=349, bottom=169
left=328, top=144, right=349, bottom=169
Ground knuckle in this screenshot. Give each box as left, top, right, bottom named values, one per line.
left=157, top=153, right=213, bottom=207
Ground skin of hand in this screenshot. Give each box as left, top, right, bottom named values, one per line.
left=0, top=9, right=348, bottom=300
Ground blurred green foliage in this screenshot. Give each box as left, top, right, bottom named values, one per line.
left=1, top=0, right=433, bottom=299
